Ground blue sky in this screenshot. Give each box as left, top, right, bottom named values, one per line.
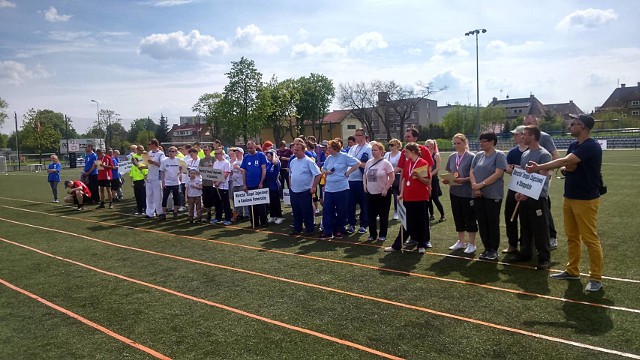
left=0, top=0, right=638, bottom=134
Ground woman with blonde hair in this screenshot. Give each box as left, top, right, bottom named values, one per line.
left=443, top=134, right=478, bottom=254
left=47, top=154, right=62, bottom=203
left=384, top=138, right=402, bottom=220
left=363, top=141, right=394, bottom=242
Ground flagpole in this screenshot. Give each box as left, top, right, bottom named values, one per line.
left=14, top=112, right=20, bottom=171
left=37, top=111, right=42, bottom=165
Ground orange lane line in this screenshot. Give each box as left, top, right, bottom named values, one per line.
left=0, top=277, right=172, bottom=360
left=1, top=198, right=638, bottom=284
left=1, top=214, right=637, bottom=315
left=0, top=238, right=403, bottom=360
left=1, top=238, right=639, bottom=359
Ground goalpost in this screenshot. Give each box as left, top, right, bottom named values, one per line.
left=0, top=156, right=7, bottom=175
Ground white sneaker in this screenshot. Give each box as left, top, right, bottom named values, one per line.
left=550, top=237, right=558, bottom=249
left=392, top=212, right=399, bottom=220
left=418, top=247, right=426, bottom=254
left=464, top=244, right=476, bottom=254
left=426, top=241, right=433, bottom=248
left=274, top=217, right=283, bottom=224
left=449, top=240, right=466, bottom=250
left=268, top=217, right=275, bottom=223
left=178, top=206, right=186, bottom=212
left=384, top=246, right=400, bottom=252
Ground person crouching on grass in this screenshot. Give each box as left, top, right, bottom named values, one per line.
left=160, top=146, right=183, bottom=220
left=384, top=142, right=431, bottom=254
left=185, top=168, right=203, bottom=223
left=91, top=149, right=115, bottom=209
left=64, top=180, right=92, bottom=211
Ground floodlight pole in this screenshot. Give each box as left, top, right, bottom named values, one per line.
left=465, top=28, right=486, bottom=138
left=15, top=112, right=20, bottom=171
left=91, top=99, right=100, bottom=149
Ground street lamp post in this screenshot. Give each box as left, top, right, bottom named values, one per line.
left=91, top=100, right=100, bottom=149
left=465, top=28, right=487, bottom=138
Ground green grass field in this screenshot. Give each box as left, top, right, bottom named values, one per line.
left=1, top=150, right=639, bottom=359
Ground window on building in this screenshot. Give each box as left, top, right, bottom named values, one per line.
left=631, top=100, right=640, bottom=106
left=632, top=110, right=640, bottom=116
left=347, top=124, right=356, bottom=130
left=411, top=111, right=416, bottom=120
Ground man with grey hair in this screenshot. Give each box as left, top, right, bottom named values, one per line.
left=523, top=115, right=560, bottom=249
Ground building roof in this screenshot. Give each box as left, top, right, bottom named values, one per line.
left=545, top=101, right=584, bottom=116
left=600, top=83, right=640, bottom=109
left=320, top=110, right=353, bottom=124
left=488, top=94, right=547, bottom=116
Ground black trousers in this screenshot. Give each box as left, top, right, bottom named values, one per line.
left=366, top=192, right=392, bottom=238
left=162, top=185, right=180, bottom=209
left=518, top=197, right=551, bottom=262
left=88, top=174, right=100, bottom=203
left=248, top=186, right=268, bottom=227
left=391, top=201, right=428, bottom=249
left=548, top=195, right=557, bottom=239
left=213, top=188, right=232, bottom=221
left=133, top=180, right=146, bottom=213
left=450, top=193, right=477, bottom=233
left=268, top=189, right=282, bottom=218
left=474, top=197, right=503, bottom=251
left=504, top=189, right=520, bottom=247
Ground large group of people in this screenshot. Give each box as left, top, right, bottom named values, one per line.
left=54, top=114, right=605, bottom=292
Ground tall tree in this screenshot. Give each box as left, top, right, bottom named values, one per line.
left=20, top=109, right=64, bottom=153
left=441, top=105, right=478, bottom=136
left=128, top=118, right=158, bottom=144
left=220, top=57, right=263, bottom=143
left=256, top=76, right=299, bottom=145
left=156, top=114, right=171, bottom=143
left=382, top=81, right=443, bottom=141
left=0, top=97, right=8, bottom=129
left=337, top=81, right=377, bottom=139
left=295, top=73, right=334, bottom=140
left=192, top=92, right=224, bottom=140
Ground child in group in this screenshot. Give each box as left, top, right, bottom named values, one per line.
left=47, top=154, right=62, bottom=203
left=265, top=149, right=283, bottom=224
left=185, top=168, right=203, bottom=223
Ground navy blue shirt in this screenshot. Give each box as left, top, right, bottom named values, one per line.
left=506, top=146, right=526, bottom=167
left=265, top=160, right=281, bottom=191
left=564, top=138, right=602, bottom=200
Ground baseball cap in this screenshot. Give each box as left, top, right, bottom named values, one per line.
left=511, top=125, right=526, bottom=134
left=568, top=114, right=595, bottom=130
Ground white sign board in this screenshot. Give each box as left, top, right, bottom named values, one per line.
left=199, top=166, right=226, bottom=182
left=397, top=201, right=407, bottom=229
left=597, top=139, right=608, bottom=150
left=508, top=168, right=546, bottom=200
left=283, top=189, right=291, bottom=205
left=234, top=188, right=270, bottom=207
left=119, top=160, right=132, bottom=174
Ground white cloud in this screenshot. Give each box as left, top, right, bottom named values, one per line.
left=233, top=24, right=289, bottom=54
left=0, top=61, right=51, bottom=84
left=349, top=32, right=388, bottom=52
left=297, top=28, right=309, bottom=41
left=291, top=38, right=348, bottom=58
left=100, top=31, right=131, bottom=37
left=138, top=30, right=229, bottom=60
left=486, top=40, right=544, bottom=53
left=48, top=31, right=91, bottom=41
left=433, top=37, right=468, bottom=58
left=407, top=48, right=422, bottom=55
left=0, top=0, right=16, bottom=8
left=140, top=0, right=196, bottom=6
left=44, top=6, right=72, bottom=22
left=557, top=8, right=617, bottom=30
